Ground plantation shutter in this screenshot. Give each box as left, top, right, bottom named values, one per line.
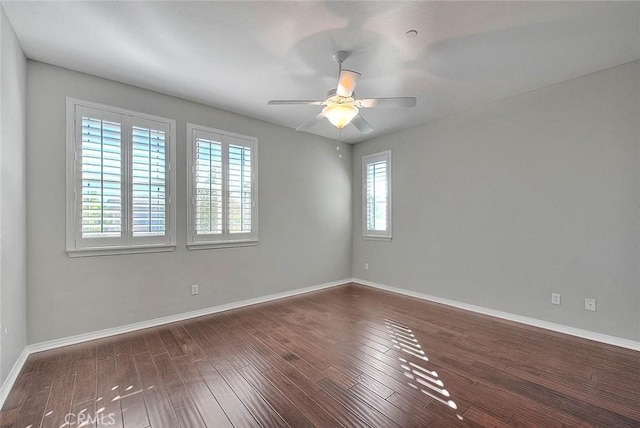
left=187, top=124, right=257, bottom=246
left=72, top=104, right=174, bottom=251
left=366, top=160, right=388, bottom=231
left=227, top=136, right=253, bottom=235
left=194, top=131, right=224, bottom=236
left=131, top=119, right=168, bottom=241
left=76, top=107, right=126, bottom=247
left=363, top=151, right=392, bottom=239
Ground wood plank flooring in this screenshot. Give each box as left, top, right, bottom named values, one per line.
left=1, top=283, right=639, bottom=427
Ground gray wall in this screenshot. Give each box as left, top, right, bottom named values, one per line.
left=27, top=61, right=352, bottom=344
left=352, top=61, right=640, bottom=341
left=21, top=54, right=640, bottom=346
left=0, top=6, right=27, bottom=382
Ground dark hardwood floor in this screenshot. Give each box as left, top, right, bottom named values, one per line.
left=1, top=283, right=639, bottom=427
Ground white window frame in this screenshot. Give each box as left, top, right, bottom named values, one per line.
left=66, top=98, right=177, bottom=257
left=362, top=150, right=392, bottom=240
left=186, top=123, right=258, bottom=250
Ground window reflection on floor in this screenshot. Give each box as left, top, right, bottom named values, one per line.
left=384, top=318, right=463, bottom=420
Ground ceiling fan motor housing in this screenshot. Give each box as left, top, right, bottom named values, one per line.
left=326, top=88, right=355, bottom=103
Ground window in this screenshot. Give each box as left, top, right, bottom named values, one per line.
left=187, top=123, right=258, bottom=248
left=66, top=99, right=176, bottom=256
left=363, top=150, right=392, bottom=240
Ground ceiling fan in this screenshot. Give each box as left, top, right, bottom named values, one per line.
left=268, top=51, right=417, bottom=134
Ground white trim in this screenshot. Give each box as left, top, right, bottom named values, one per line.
left=363, top=236, right=392, bottom=242
left=352, top=278, right=640, bottom=351
left=187, top=241, right=258, bottom=250
left=0, top=347, right=29, bottom=408
left=67, top=244, right=176, bottom=258
left=27, top=278, right=347, bottom=354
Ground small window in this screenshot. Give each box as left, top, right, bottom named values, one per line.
left=66, top=99, right=176, bottom=256
left=363, top=150, right=392, bottom=240
left=187, top=123, right=258, bottom=249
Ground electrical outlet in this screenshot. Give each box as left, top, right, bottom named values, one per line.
left=191, top=284, right=199, bottom=295
left=585, top=298, right=596, bottom=312
left=364, top=263, right=369, bottom=271
left=551, top=293, right=561, bottom=305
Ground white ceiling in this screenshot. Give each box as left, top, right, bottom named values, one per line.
left=4, top=1, right=640, bottom=143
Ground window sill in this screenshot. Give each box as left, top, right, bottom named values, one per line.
left=67, top=244, right=176, bottom=258
left=363, top=235, right=392, bottom=242
left=187, top=240, right=259, bottom=250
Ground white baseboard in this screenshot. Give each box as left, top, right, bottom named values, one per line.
left=28, top=278, right=348, bottom=354
left=0, top=278, right=347, bottom=408
left=3, top=276, right=636, bottom=410
left=352, top=278, right=640, bottom=351
left=0, top=347, right=29, bottom=407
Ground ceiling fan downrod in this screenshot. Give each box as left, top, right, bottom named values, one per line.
left=333, top=50, right=350, bottom=80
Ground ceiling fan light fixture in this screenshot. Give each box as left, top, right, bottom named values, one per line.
left=322, top=103, right=359, bottom=129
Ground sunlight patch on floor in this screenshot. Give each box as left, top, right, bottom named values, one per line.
left=384, top=318, right=463, bottom=420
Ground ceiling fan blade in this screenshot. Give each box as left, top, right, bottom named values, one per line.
left=336, top=69, right=361, bottom=97
left=296, top=112, right=326, bottom=131
left=356, top=97, right=417, bottom=108
left=268, top=100, right=325, bottom=106
left=351, top=114, right=374, bottom=134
